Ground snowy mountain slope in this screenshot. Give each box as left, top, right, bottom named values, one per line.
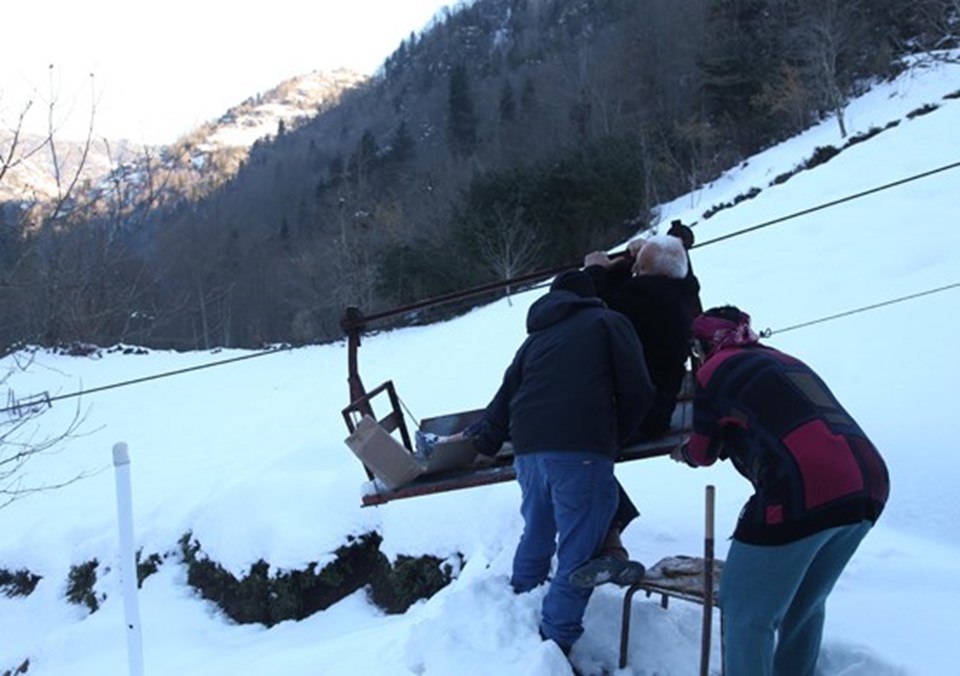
left=1, top=55, right=959, bottom=676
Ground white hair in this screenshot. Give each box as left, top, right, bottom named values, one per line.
left=636, top=234, right=689, bottom=279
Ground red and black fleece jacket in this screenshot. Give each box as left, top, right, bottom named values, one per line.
left=680, top=344, right=890, bottom=545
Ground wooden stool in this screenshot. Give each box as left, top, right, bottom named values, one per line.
left=619, top=485, right=723, bottom=675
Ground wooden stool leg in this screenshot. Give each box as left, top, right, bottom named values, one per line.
left=619, top=584, right=644, bottom=669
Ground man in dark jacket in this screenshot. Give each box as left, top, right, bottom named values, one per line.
left=675, top=305, right=890, bottom=676
left=572, top=234, right=700, bottom=583
left=469, top=270, right=654, bottom=654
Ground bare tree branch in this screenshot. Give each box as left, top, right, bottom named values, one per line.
left=474, top=204, right=543, bottom=303
left=44, top=69, right=98, bottom=224
left=1, top=354, right=93, bottom=510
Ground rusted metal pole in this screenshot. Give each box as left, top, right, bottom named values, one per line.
left=357, top=266, right=562, bottom=325
left=700, top=484, right=716, bottom=676
left=341, top=306, right=369, bottom=408
left=341, top=306, right=375, bottom=481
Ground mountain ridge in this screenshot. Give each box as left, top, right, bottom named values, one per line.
left=0, top=68, right=365, bottom=204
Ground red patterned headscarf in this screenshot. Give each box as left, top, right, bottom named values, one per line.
left=692, top=306, right=759, bottom=356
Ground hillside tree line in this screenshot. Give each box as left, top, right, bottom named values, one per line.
left=1, top=0, right=956, bottom=353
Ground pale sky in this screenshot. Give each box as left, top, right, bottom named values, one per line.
left=2, top=0, right=459, bottom=144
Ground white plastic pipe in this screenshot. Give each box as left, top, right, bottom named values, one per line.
left=113, top=442, right=144, bottom=676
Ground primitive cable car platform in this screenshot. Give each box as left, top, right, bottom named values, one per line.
left=357, top=415, right=691, bottom=506
left=339, top=301, right=695, bottom=507
left=345, top=380, right=692, bottom=507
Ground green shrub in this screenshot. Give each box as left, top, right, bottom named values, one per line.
left=802, top=145, right=840, bottom=171
left=0, top=568, right=41, bottom=597
left=906, top=103, right=939, bottom=118
left=66, top=560, right=101, bottom=613
left=2, top=657, right=30, bottom=676
left=178, top=531, right=456, bottom=626
left=370, top=554, right=457, bottom=614
left=137, top=551, right=164, bottom=587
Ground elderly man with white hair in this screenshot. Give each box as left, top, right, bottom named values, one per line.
left=584, top=233, right=700, bottom=439
left=570, top=233, right=702, bottom=588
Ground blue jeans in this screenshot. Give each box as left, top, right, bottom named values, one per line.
left=719, top=521, right=872, bottom=676
left=512, top=451, right=618, bottom=649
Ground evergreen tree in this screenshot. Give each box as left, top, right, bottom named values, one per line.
left=387, top=121, right=415, bottom=164
left=520, top=77, right=537, bottom=119
left=698, top=0, right=785, bottom=150
left=448, top=63, right=478, bottom=155
left=349, top=130, right=379, bottom=190
left=499, top=80, right=516, bottom=123
left=327, top=154, right=345, bottom=190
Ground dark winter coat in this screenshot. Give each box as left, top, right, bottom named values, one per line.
left=472, top=290, right=654, bottom=459
left=682, top=344, right=890, bottom=545
left=585, top=264, right=700, bottom=439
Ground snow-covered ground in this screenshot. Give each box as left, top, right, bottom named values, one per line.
left=1, top=54, right=959, bottom=675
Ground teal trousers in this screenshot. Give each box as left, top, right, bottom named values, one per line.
left=718, top=521, right=872, bottom=676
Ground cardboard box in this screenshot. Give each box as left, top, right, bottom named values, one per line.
left=345, top=414, right=480, bottom=490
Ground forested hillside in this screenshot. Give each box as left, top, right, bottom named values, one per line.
left=1, top=0, right=956, bottom=352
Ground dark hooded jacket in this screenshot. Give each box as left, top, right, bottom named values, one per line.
left=585, top=264, right=699, bottom=439
left=472, top=290, right=654, bottom=459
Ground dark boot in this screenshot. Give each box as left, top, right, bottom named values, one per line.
left=598, top=527, right=629, bottom=560
left=568, top=555, right=646, bottom=588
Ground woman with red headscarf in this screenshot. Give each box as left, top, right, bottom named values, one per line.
left=675, top=305, right=889, bottom=676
